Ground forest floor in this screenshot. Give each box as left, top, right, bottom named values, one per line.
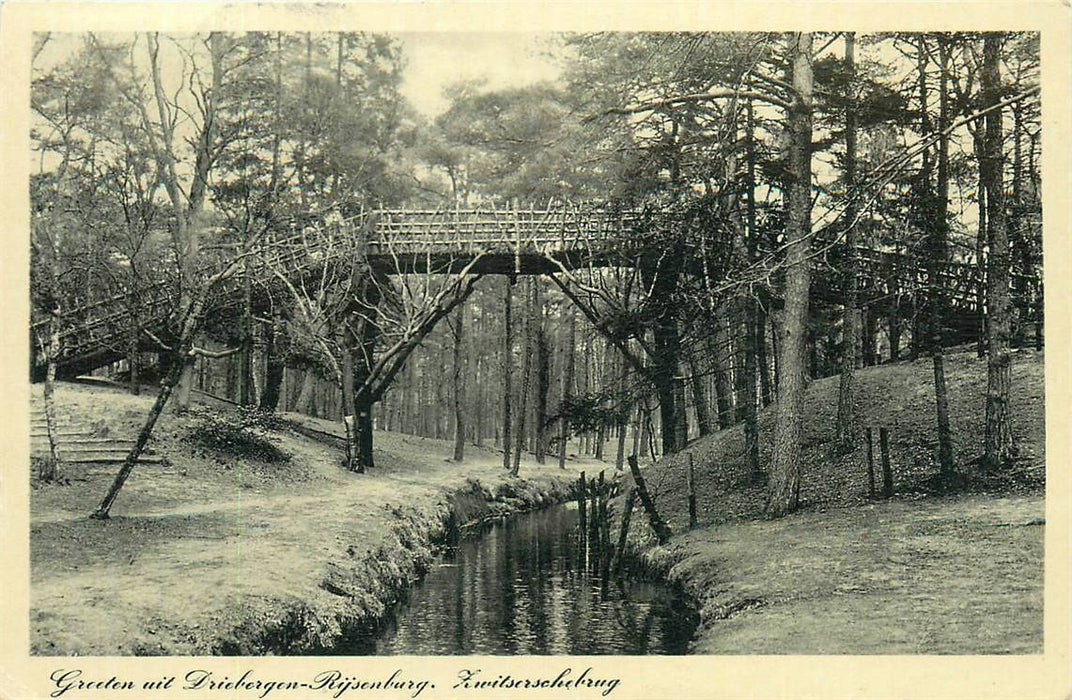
left=28, top=381, right=599, bottom=655
left=636, top=345, right=1046, bottom=654
left=27, top=346, right=1047, bottom=655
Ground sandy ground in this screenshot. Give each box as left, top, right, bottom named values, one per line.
left=29, top=382, right=605, bottom=655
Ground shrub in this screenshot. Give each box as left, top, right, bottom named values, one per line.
left=189, top=410, right=291, bottom=463
left=237, top=406, right=288, bottom=432
left=30, top=456, right=67, bottom=486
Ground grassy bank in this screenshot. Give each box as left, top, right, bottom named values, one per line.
left=633, top=347, right=1045, bottom=654
left=30, top=382, right=592, bottom=655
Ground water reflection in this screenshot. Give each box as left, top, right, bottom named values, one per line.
left=373, top=505, right=697, bottom=655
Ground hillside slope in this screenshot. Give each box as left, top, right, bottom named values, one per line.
left=642, top=346, right=1044, bottom=531
left=634, top=347, right=1045, bottom=654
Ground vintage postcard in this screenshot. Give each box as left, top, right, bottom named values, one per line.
left=1, top=1, right=1069, bottom=699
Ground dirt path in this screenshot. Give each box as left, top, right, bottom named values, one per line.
left=32, top=488, right=348, bottom=524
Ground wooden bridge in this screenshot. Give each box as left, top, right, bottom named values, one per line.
left=275, top=207, right=644, bottom=274
left=30, top=206, right=1032, bottom=381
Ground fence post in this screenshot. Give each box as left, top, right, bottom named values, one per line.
left=612, top=487, right=636, bottom=578
left=589, top=470, right=604, bottom=554
left=879, top=427, right=893, bottom=498
left=687, top=453, right=697, bottom=530
left=865, top=427, right=876, bottom=499
left=599, top=472, right=612, bottom=584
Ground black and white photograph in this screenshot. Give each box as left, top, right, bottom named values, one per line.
left=2, top=3, right=1070, bottom=699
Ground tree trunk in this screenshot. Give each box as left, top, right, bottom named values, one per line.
left=748, top=102, right=773, bottom=411
left=259, top=312, right=285, bottom=411
left=452, top=305, right=466, bottom=462
left=982, top=33, right=1015, bottom=469
left=339, top=337, right=360, bottom=473
left=711, top=319, right=734, bottom=429
left=91, top=355, right=187, bottom=518
left=756, top=299, right=773, bottom=406
left=474, top=353, right=484, bottom=447
left=39, top=307, right=62, bottom=482
left=616, top=362, right=629, bottom=471
left=743, top=304, right=762, bottom=481
left=175, top=360, right=196, bottom=411
left=535, top=284, right=549, bottom=463
left=512, top=279, right=535, bottom=475
left=148, top=32, right=221, bottom=414
left=502, top=278, right=514, bottom=471
left=672, top=369, right=688, bottom=450
left=974, top=125, right=988, bottom=359
left=127, top=289, right=141, bottom=396
left=581, top=330, right=591, bottom=456
left=638, top=397, right=653, bottom=462
left=250, top=322, right=263, bottom=408
left=558, top=310, right=576, bottom=469
left=771, top=309, right=782, bottom=392
left=296, top=369, right=317, bottom=415
left=932, top=36, right=956, bottom=479
left=767, top=32, right=813, bottom=518
left=836, top=32, right=859, bottom=451
left=238, top=250, right=254, bottom=406
left=642, top=246, right=685, bottom=455
left=687, top=353, right=711, bottom=437
left=1009, top=67, right=1029, bottom=349
left=889, top=286, right=902, bottom=362
left=741, top=300, right=758, bottom=420
left=92, top=287, right=213, bottom=518
left=355, top=392, right=375, bottom=470
left=353, top=317, right=378, bottom=471
left=627, top=455, right=671, bottom=545
left=863, top=309, right=877, bottom=366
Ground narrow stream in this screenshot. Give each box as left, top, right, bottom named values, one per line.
left=365, top=504, right=698, bottom=655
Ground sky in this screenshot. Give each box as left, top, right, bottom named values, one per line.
left=394, top=32, right=564, bottom=118
left=30, top=32, right=1001, bottom=234
left=33, top=31, right=566, bottom=119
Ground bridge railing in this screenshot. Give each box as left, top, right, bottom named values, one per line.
left=32, top=206, right=643, bottom=369
left=852, top=247, right=1032, bottom=310
left=348, top=207, right=642, bottom=256
left=31, top=205, right=1038, bottom=373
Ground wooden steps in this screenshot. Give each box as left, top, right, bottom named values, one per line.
left=35, top=453, right=162, bottom=465
left=30, top=439, right=163, bottom=464
left=30, top=443, right=163, bottom=465
left=29, top=408, right=162, bottom=465
left=30, top=430, right=104, bottom=439
left=31, top=437, right=130, bottom=446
